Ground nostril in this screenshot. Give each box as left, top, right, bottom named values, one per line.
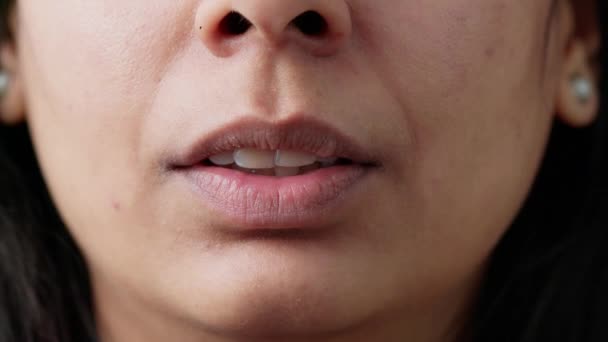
left=219, top=11, right=252, bottom=36
left=291, top=11, right=329, bottom=37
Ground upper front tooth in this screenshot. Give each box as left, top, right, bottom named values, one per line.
left=234, top=148, right=276, bottom=169
left=275, top=150, right=317, bottom=167
left=209, top=152, right=235, bottom=166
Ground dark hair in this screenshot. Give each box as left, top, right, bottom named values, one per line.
left=0, top=1, right=606, bottom=341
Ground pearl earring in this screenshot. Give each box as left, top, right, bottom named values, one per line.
left=0, top=70, right=8, bottom=98
left=571, top=74, right=593, bottom=105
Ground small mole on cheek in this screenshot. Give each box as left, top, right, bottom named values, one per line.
left=485, top=47, right=496, bottom=58
left=112, top=200, right=121, bottom=212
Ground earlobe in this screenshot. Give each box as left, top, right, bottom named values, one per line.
left=0, top=42, right=25, bottom=125
left=555, top=41, right=599, bottom=127
left=554, top=0, right=601, bottom=128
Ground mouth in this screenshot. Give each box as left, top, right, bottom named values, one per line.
left=202, top=149, right=357, bottom=177
left=169, top=117, right=381, bottom=230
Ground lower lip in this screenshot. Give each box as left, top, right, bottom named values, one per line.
left=177, top=164, right=372, bottom=229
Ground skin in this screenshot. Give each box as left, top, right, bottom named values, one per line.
left=0, top=0, right=601, bottom=341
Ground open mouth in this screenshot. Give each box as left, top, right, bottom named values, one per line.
left=170, top=117, right=380, bottom=229
left=202, top=148, right=355, bottom=177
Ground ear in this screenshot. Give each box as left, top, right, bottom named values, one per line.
left=0, top=14, right=25, bottom=126
left=555, top=0, right=601, bottom=128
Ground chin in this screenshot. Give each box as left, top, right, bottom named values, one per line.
left=196, top=286, right=367, bottom=341
left=170, top=245, right=381, bottom=340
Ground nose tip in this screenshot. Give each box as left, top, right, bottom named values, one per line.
left=196, top=1, right=352, bottom=57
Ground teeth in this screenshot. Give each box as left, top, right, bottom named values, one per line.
left=234, top=148, right=276, bottom=169
left=275, top=150, right=317, bottom=168
left=207, top=149, right=342, bottom=176
left=274, top=167, right=301, bottom=177
left=300, top=163, right=321, bottom=173
left=209, top=152, right=235, bottom=166
left=318, top=157, right=338, bottom=167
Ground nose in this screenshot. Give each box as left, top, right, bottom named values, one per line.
left=196, top=0, right=353, bottom=57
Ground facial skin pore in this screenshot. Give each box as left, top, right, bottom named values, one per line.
left=0, top=0, right=599, bottom=341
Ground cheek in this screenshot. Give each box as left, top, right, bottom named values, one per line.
left=16, top=3, right=191, bottom=183
left=405, top=0, right=555, bottom=217
left=15, top=1, right=199, bottom=259
left=354, top=0, right=556, bottom=272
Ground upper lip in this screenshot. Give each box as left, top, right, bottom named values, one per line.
left=170, top=116, right=380, bottom=168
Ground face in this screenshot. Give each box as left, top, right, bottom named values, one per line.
left=6, top=0, right=597, bottom=340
